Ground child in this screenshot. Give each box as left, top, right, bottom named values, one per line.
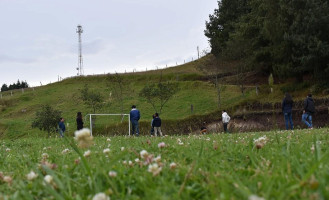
left=152, top=113, right=163, bottom=136
left=222, top=110, right=230, bottom=133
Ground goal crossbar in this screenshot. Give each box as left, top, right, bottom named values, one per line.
left=85, top=114, right=130, bottom=136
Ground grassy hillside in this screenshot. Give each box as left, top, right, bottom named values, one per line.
left=0, top=55, right=328, bottom=138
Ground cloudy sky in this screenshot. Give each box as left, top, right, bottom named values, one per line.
left=0, top=0, right=217, bottom=87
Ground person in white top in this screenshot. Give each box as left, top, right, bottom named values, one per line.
left=222, top=110, right=230, bottom=133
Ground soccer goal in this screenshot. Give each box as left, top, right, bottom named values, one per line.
left=84, top=114, right=130, bottom=136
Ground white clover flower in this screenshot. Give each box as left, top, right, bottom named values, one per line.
left=3, top=176, right=12, bottom=184
left=108, top=171, right=117, bottom=178
left=140, top=150, right=148, bottom=158
left=5, top=148, right=11, bottom=152
left=128, top=160, right=133, bottom=166
left=148, top=163, right=162, bottom=176
left=248, top=194, right=265, bottom=200
left=206, top=137, right=211, bottom=141
left=92, top=193, right=110, bottom=200
left=311, top=145, right=315, bottom=153
left=178, top=142, right=184, bottom=145
left=44, top=175, right=53, bottom=184
left=135, top=158, right=140, bottom=163
left=154, top=155, right=161, bottom=163
left=121, top=147, right=125, bottom=151
left=254, top=136, right=268, bottom=149
left=74, top=128, right=93, bottom=148
left=158, top=142, right=166, bottom=148
left=122, top=160, right=127, bottom=165
left=106, top=138, right=111, bottom=142
left=170, top=162, right=177, bottom=170
left=103, top=148, right=110, bottom=154
left=61, top=149, right=70, bottom=154
left=83, top=150, right=91, bottom=157
left=42, top=153, right=49, bottom=159
left=27, top=171, right=38, bottom=181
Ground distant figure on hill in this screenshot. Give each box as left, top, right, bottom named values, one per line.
left=302, top=94, right=315, bottom=129
left=58, top=118, right=65, bottom=137
left=222, top=110, right=230, bottom=133
left=282, top=93, right=294, bottom=130
left=200, top=122, right=207, bottom=134
left=130, top=105, right=140, bottom=136
left=76, top=112, right=84, bottom=130
left=150, top=114, right=155, bottom=136
left=152, top=113, right=163, bottom=136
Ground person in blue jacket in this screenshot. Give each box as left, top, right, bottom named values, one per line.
left=130, top=105, right=140, bottom=136
left=282, top=93, right=294, bottom=130
left=58, top=117, right=66, bottom=137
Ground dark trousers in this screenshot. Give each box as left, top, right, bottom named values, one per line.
left=131, top=120, right=139, bottom=136
left=223, top=123, right=228, bottom=133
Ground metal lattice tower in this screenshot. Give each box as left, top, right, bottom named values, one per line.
left=76, top=25, right=83, bottom=76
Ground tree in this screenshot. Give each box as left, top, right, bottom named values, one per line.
left=32, top=105, right=62, bottom=137
left=1, top=84, right=8, bottom=92
left=80, top=84, right=104, bottom=114
left=139, top=81, right=179, bottom=114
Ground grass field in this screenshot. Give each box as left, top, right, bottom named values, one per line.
left=0, top=128, right=328, bottom=199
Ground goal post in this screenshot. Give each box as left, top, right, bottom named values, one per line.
left=84, top=114, right=130, bottom=136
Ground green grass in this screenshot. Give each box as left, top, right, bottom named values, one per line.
left=0, top=128, right=328, bottom=199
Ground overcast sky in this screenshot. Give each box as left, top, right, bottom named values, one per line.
left=0, top=0, right=217, bottom=87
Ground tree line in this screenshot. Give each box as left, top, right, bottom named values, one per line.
left=1, top=80, right=29, bottom=92
left=205, top=0, right=329, bottom=84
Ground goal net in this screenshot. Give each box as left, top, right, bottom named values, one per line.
left=84, top=114, right=130, bottom=136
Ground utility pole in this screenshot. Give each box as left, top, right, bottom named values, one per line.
left=76, top=25, right=84, bottom=76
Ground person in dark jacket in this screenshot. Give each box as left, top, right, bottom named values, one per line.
left=130, top=105, right=140, bottom=136
left=152, top=113, right=163, bottom=136
left=76, top=112, right=84, bottom=130
left=282, top=93, right=294, bottom=130
left=58, top=118, right=65, bottom=137
left=302, top=94, right=315, bottom=129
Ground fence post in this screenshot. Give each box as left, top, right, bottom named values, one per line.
left=11, top=91, right=13, bottom=96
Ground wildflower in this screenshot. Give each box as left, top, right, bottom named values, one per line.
left=248, top=194, right=265, bottom=200
left=74, top=158, right=81, bottom=165
left=108, top=171, right=117, bottom=178
left=42, top=153, right=49, bottom=160
left=140, top=150, right=148, bottom=159
left=311, top=145, right=315, bottom=153
left=3, top=176, right=12, bottom=184
left=122, top=160, right=127, bottom=165
left=27, top=171, right=38, bottom=181
left=92, top=193, right=110, bottom=200
left=128, top=160, right=133, bottom=166
left=254, top=136, right=268, bottom=149
left=5, top=148, right=11, bottom=152
left=206, top=137, right=211, bottom=141
left=44, top=175, right=53, bottom=184
left=121, top=147, right=125, bottom=151
left=148, top=163, right=162, bottom=176
left=154, top=155, right=161, bottom=163
left=135, top=158, right=140, bottom=163
left=74, top=128, right=93, bottom=148
left=103, top=148, right=110, bottom=154
left=158, top=142, right=166, bottom=148
left=62, top=149, right=70, bottom=154
left=178, top=142, right=184, bottom=145
left=84, top=150, right=91, bottom=157
left=106, top=138, right=111, bottom=142
left=169, top=162, right=177, bottom=170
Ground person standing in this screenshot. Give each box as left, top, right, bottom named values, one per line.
left=76, top=112, right=84, bottom=130
left=302, top=94, right=315, bottom=129
left=222, top=110, right=230, bottom=133
left=150, top=114, right=155, bottom=136
left=130, top=105, right=140, bottom=136
left=58, top=118, right=65, bottom=137
left=152, top=113, right=163, bottom=136
left=282, top=93, right=294, bottom=130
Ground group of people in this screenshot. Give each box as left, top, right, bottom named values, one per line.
left=282, top=93, right=315, bottom=130
left=57, top=94, right=316, bottom=137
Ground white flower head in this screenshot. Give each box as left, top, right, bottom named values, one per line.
left=5, top=148, right=11, bottom=152
left=148, top=163, right=162, bottom=176
left=103, top=148, right=110, bottom=154
left=106, top=138, right=111, bottom=142
left=108, top=171, right=117, bottom=178
left=44, top=175, right=53, bottom=184
left=140, top=150, right=148, bottom=159
left=92, top=192, right=110, bottom=200
left=27, top=171, right=38, bottom=181
left=3, top=176, right=12, bottom=184
left=74, top=128, right=93, bottom=148
left=154, top=155, right=161, bottom=163
left=170, top=162, right=177, bottom=170
left=248, top=194, right=265, bottom=200
left=84, top=150, right=91, bottom=157
left=135, top=158, right=140, bottom=163
left=42, top=153, right=49, bottom=160
left=62, top=149, right=70, bottom=154
left=128, top=160, right=133, bottom=166
left=121, top=147, right=125, bottom=151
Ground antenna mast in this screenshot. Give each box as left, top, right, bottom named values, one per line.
left=76, top=25, right=83, bottom=76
